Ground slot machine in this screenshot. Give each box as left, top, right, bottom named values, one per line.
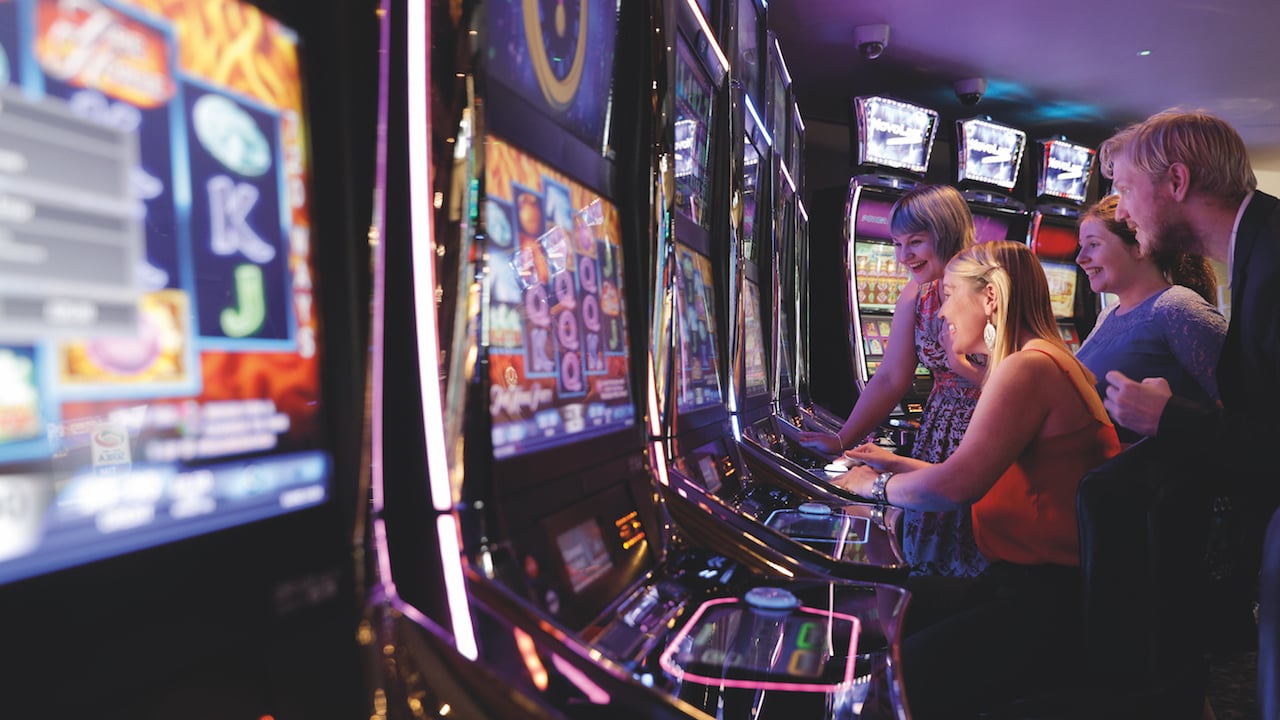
left=810, top=96, right=941, bottom=436
left=724, top=35, right=872, bottom=497
left=363, top=1, right=913, bottom=718
left=776, top=90, right=808, bottom=424
left=1028, top=137, right=1100, bottom=350
left=728, top=27, right=783, bottom=442
left=0, top=0, right=375, bottom=715
left=954, top=115, right=1032, bottom=248
left=647, top=0, right=906, bottom=583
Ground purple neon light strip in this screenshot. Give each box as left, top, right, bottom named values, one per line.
left=370, top=0, right=391, bottom=515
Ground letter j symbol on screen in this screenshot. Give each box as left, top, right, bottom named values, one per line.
left=221, top=263, right=266, bottom=338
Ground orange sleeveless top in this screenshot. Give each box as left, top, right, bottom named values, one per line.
left=971, top=342, right=1122, bottom=567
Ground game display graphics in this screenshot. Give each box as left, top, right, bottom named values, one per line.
left=486, top=0, right=618, bottom=152
left=0, top=0, right=326, bottom=582
left=483, top=137, right=634, bottom=459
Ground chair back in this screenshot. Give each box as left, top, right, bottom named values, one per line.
left=1076, top=437, right=1211, bottom=716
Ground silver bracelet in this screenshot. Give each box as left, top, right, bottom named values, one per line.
left=871, top=471, right=894, bottom=505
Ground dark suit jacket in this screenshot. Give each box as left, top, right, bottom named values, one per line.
left=1160, top=190, right=1280, bottom=475
left=1156, top=191, right=1280, bottom=647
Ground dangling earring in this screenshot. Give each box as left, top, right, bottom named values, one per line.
left=983, top=320, right=997, bottom=350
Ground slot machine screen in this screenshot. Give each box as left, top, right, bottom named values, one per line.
left=0, top=0, right=329, bottom=584
left=853, top=96, right=939, bottom=174
left=674, top=33, right=714, bottom=230
left=973, top=212, right=1014, bottom=244
left=852, top=241, right=907, bottom=313
left=1038, top=138, right=1095, bottom=204
left=1041, top=260, right=1079, bottom=321
left=484, top=137, right=635, bottom=459
left=674, top=244, right=723, bottom=414
left=485, top=0, right=618, bottom=153
left=956, top=117, right=1027, bottom=191
left=851, top=195, right=893, bottom=241
left=554, top=517, right=613, bottom=593
left=741, top=280, right=768, bottom=398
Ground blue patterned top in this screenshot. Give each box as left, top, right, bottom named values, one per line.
left=1077, top=285, right=1227, bottom=442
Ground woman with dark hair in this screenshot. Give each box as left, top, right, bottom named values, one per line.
left=1074, top=194, right=1227, bottom=443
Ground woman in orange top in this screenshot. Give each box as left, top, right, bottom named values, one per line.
left=835, top=241, right=1121, bottom=718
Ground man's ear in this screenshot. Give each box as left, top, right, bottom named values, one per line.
left=1168, top=162, right=1192, bottom=202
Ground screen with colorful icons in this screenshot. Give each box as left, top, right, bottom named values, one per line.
left=674, top=244, right=723, bottom=414
left=484, top=136, right=635, bottom=459
left=853, top=96, right=939, bottom=175
left=853, top=241, right=908, bottom=313
left=0, top=0, right=327, bottom=584
left=1037, top=138, right=1095, bottom=204
left=956, top=117, right=1027, bottom=190
left=485, top=0, right=618, bottom=153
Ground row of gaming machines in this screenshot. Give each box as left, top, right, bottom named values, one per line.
left=0, top=0, right=1107, bottom=716
left=0, top=0, right=872, bottom=713
left=364, top=1, right=1116, bottom=718
left=808, top=97, right=1104, bottom=433
left=370, top=1, right=928, bottom=718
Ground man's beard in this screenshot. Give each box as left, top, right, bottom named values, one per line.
left=1141, top=194, right=1201, bottom=256
left=1144, top=216, right=1200, bottom=256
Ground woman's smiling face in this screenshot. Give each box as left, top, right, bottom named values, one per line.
left=938, top=269, right=989, bottom=355
left=1076, top=216, right=1143, bottom=295
left=893, top=231, right=944, bottom=283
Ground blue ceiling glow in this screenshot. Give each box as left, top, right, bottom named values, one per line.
left=921, top=78, right=1105, bottom=126
left=1024, top=101, right=1107, bottom=124
left=981, top=79, right=1033, bottom=103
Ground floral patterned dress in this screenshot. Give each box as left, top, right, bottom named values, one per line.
left=905, top=279, right=987, bottom=577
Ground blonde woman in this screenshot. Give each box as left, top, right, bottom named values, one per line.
left=836, top=241, right=1121, bottom=718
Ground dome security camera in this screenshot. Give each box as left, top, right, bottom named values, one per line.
left=853, top=24, right=890, bottom=60
left=954, top=77, right=987, bottom=106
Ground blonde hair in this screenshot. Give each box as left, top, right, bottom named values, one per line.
left=1099, top=108, right=1255, bottom=199
left=890, top=184, right=975, bottom=261
left=946, top=241, right=1082, bottom=380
